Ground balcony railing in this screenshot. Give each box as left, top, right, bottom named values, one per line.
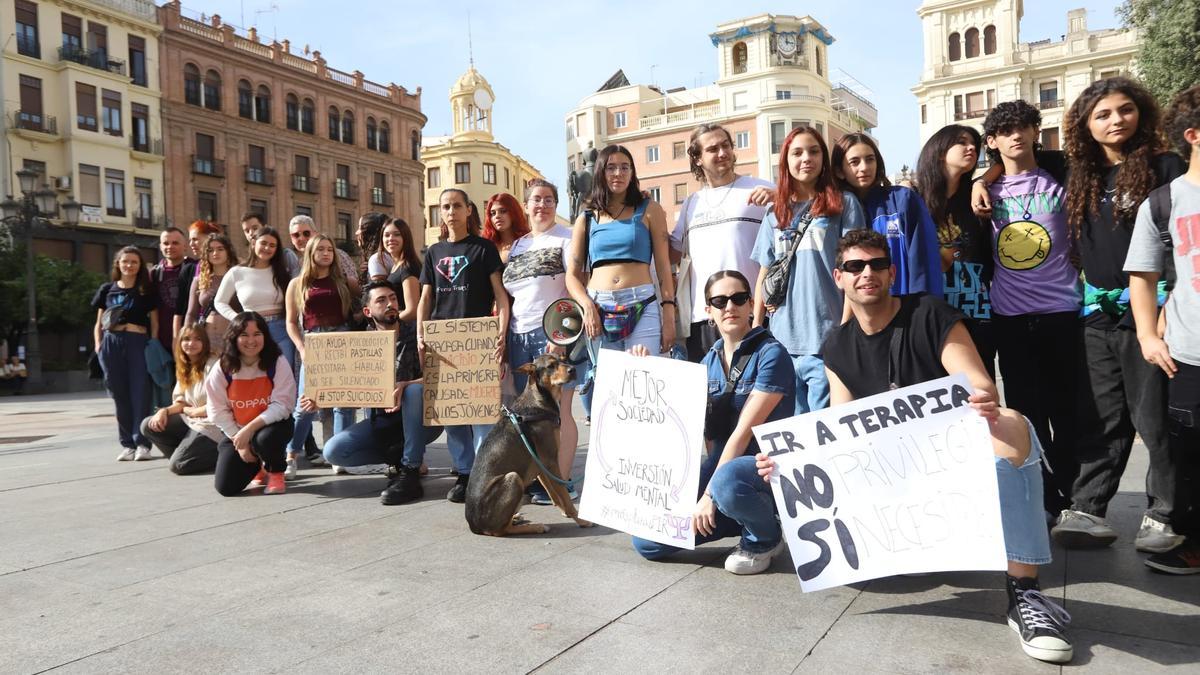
left=191, top=156, right=225, bottom=177
left=245, top=166, right=274, bottom=186
left=58, top=45, right=127, bottom=75
left=334, top=181, right=356, bottom=200
left=1038, top=98, right=1065, bottom=110
left=131, top=136, right=163, bottom=155
left=106, top=207, right=127, bottom=217
left=13, top=110, right=57, bottom=135
left=371, top=189, right=394, bottom=206
left=292, top=174, right=318, bottom=193
left=953, top=109, right=988, bottom=121
left=133, top=214, right=166, bottom=229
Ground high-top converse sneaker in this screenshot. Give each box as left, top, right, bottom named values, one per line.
left=1006, top=576, right=1072, bottom=663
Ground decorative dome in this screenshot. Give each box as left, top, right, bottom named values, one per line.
left=451, top=66, right=491, bottom=96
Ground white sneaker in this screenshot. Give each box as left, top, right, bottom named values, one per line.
left=284, top=458, right=298, bottom=480
left=1050, top=509, right=1117, bottom=548
left=332, top=465, right=347, bottom=475
left=116, top=447, right=136, bottom=461
left=1135, top=515, right=1185, bottom=554
left=345, top=463, right=389, bottom=475
left=133, top=446, right=153, bottom=461
left=724, top=540, right=785, bottom=575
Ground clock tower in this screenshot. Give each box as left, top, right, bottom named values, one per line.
left=450, top=65, right=495, bottom=140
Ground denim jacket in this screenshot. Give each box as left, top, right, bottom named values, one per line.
left=701, top=326, right=796, bottom=462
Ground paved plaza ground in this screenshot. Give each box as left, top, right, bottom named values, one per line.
left=0, top=391, right=1196, bottom=673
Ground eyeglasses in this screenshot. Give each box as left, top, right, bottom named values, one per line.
left=529, top=196, right=557, bottom=205
left=605, top=164, right=633, bottom=175
left=707, top=291, right=751, bottom=309
left=839, top=257, right=891, bottom=274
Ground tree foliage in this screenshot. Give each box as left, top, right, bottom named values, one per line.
left=0, top=244, right=106, bottom=349
left=1120, top=0, right=1200, bottom=105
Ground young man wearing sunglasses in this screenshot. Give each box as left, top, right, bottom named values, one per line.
left=756, top=229, right=1072, bottom=663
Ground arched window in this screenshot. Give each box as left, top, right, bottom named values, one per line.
left=203, top=70, right=221, bottom=110
left=300, top=98, right=314, bottom=134
left=732, top=42, right=748, bottom=75
left=184, top=64, right=201, bottom=105
left=965, top=27, right=980, bottom=58
left=984, top=25, right=997, bottom=55
left=366, top=117, right=378, bottom=151
left=815, top=45, right=824, bottom=75
left=254, top=85, right=271, bottom=123
left=341, top=110, right=354, bottom=145
left=948, top=32, right=961, bottom=61
left=328, top=106, right=340, bottom=141
left=286, top=93, right=299, bottom=131
left=379, top=121, right=391, bottom=154
left=237, top=79, right=253, bottom=119
left=410, top=128, right=420, bottom=161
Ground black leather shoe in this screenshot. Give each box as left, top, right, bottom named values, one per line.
left=446, top=474, right=469, bottom=503
left=381, top=466, right=423, bottom=506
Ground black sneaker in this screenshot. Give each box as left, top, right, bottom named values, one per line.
left=446, top=474, right=469, bottom=503
left=1006, top=576, right=1073, bottom=663
left=381, top=465, right=423, bottom=506
left=303, top=435, right=327, bottom=466
left=1145, top=539, right=1200, bottom=575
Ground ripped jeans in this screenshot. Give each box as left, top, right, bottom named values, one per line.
left=997, top=417, right=1054, bottom=565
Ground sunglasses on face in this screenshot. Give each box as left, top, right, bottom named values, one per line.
left=707, top=291, right=751, bottom=309
left=839, top=257, right=891, bottom=274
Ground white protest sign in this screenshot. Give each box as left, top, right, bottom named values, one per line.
left=578, top=349, right=707, bottom=549
left=753, top=374, right=1007, bottom=592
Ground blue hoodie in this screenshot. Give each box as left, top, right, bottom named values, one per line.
left=861, top=186, right=944, bottom=298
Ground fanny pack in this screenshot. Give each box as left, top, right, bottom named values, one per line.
left=597, top=294, right=656, bottom=342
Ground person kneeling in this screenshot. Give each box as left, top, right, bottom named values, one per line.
left=631, top=270, right=795, bottom=575
left=206, top=312, right=296, bottom=496
left=139, top=323, right=222, bottom=474
left=321, top=281, right=441, bottom=505
left=757, top=230, right=1072, bottom=663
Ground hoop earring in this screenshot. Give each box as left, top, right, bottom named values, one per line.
left=707, top=319, right=716, bottom=328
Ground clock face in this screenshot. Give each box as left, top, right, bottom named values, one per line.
left=473, top=88, right=493, bottom=110
left=778, top=33, right=797, bottom=55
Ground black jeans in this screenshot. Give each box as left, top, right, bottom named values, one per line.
left=1168, top=362, right=1200, bottom=537
left=1072, top=326, right=1174, bottom=522
left=138, top=413, right=220, bottom=475
left=214, top=419, right=293, bottom=496
left=994, top=311, right=1082, bottom=513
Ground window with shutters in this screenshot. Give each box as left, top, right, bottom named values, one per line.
left=366, top=118, right=378, bottom=150
left=131, top=103, right=149, bottom=151
left=254, top=85, right=271, bottom=123
left=965, top=28, right=980, bottom=59
left=16, top=1, right=40, bottom=59
left=129, top=36, right=147, bottom=86
left=18, top=75, right=45, bottom=131
left=482, top=163, right=497, bottom=185
left=76, top=83, right=97, bottom=131
left=674, top=183, right=687, bottom=205
left=983, top=26, right=997, bottom=55
left=672, top=141, right=686, bottom=160
left=135, top=178, right=153, bottom=227
left=428, top=167, right=441, bottom=188
left=105, top=169, right=126, bottom=216
left=328, top=107, right=340, bottom=141
left=203, top=70, right=221, bottom=110
left=286, top=94, right=299, bottom=130
left=62, top=14, right=82, bottom=52
left=300, top=98, right=314, bottom=134
left=197, top=191, right=218, bottom=221
left=455, top=162, right=470, bottom=183
left=86, top=22, right=107, bottom=63
left=247, top=145, right=267, bottom=185
left=184, top=64, right=201, bottom=105
left=341, top=111, right=354, bottom=145
left=238, top=80, right=253, bottom=119
left=101, top=89, right=121, bottom=136
left=79, top=164, right=101, bottom=206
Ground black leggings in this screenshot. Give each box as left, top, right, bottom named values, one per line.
left=214, top=419, right=294, bottom=496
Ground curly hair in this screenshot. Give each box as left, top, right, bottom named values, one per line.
left=982, top=101, right=1042, bottom=164
left=197, top=234, right=233, bottom=291
left=835, top=229, right=890, bottom=268
left=1164, top=84, right=1200, bottom=158
left=1064, top=77, right=1166, bottom=233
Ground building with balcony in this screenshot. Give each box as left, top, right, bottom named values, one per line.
left=156, top=1, right=427, bottom=259
left=419, top=65, right=553, bottom=242
left=2, top=0, right=166, bottom=272
left=563, top=13, right=876, bottom=223
left=912, top=1, right=1138, bottom=151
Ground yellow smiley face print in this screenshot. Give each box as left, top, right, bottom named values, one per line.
left=997, top=220, right=1051, bottom=271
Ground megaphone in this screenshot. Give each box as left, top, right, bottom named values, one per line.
left=542, top=298, right=588, bottom=363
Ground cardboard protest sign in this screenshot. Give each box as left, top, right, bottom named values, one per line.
left=753, top=374, right=1007, bottom=592
left=303, top=331, right=395, bottom=408
left=422, top=317, right=502, bottom=426
left=578, top=349, right=707, bottom=548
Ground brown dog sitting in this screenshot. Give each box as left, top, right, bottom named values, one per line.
left=465, top=353, right=594, bottom=536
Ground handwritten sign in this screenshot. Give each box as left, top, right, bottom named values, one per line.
left=753, top=374, right=1007, bottom=592
left=303, top=331, right=395, bottom=408
left=422, top=317, right=502, bottom=425
left=578, top=349, right=707, bottom=548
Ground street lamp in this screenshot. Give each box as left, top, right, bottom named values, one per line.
left=1, top=168, right=81, bottom=391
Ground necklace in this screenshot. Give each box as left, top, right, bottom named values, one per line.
left=938, top=213, right=962, bottom=247
left=702, top=176, right=740, bottom=211
left=999, top=168, right=1041, bottom=220
left=603, top=203, right=628, bottom=220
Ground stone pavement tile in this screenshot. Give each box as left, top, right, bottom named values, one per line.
left=538, top=619, right=798, bottom=674
left=795, top=605, right=1055, bottom=674
left=1066, top=627, right=1200, bottom=670
left=261, top=517, right=454, bottom=573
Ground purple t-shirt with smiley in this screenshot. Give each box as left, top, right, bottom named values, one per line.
left=986, top=168, right=1081, bottom=316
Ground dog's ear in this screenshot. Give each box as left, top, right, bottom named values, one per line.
left=517, top=362, right=538, bottom=376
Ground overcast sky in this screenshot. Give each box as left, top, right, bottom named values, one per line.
left=183, top=0, right=1124, bottom=212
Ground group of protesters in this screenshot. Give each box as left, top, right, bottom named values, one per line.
left=84, top=76, right=1200, bottom=665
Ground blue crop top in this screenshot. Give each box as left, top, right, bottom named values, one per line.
left=588, top=202, right=652, bottom=269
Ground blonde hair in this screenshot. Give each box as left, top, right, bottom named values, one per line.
left=293, top=233, right=352, bottom=319
left=174, top=323, right=212, bottom=388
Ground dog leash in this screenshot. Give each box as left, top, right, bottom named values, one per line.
left=500, top=404, right=573, bottom=486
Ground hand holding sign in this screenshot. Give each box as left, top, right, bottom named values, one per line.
left=422, top=317, right=502, bottom=426
left=303, top=331, right=395, bottom=408
left=753, top=375, right=1007, bottom=592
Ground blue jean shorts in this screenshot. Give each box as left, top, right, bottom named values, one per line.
left=508, top=326, right=576, bottom=393
left=587, top=283, right=661, bottom=355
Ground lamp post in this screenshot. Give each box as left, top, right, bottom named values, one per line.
left=1, top=168, right=81, bottom=390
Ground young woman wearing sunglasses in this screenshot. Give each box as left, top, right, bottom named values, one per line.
left=630, top=270, right=795, bottom=576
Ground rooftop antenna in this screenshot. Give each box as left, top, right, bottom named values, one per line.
left=254, top=2, right=279, bottom=41
left=467, top=11, right=475, bottom=68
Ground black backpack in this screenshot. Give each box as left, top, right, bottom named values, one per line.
left=1148, top=184, right=1176, bottom=290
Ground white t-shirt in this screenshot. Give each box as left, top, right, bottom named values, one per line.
left=502, top=225, right=572, bottom=334
left=368, top=251, right=395, bottom=278
left=670, top=175, right=773, bottom=323
left=213, top=266, right=285, bottom=319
